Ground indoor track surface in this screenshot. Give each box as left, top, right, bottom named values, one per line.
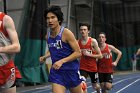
left=17, top=71, right=140, bottom=93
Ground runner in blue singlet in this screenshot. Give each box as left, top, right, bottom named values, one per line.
left=39, top=5, right=83, bottom=93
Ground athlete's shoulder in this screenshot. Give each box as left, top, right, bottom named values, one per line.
left=3, top=14, right=12, bottom=21
left=64, top=27, right=72, bottom=33
left=3, top=14, right=14, bottom=26
left=62, top=27, right=76, bottom=43
left=108, top=44, right=114, bottom=48
left=91, top=37, right=98, bottom=44
left=107, top=44, right=114, bottom=50
left=63, top=27, right=74, bottom=36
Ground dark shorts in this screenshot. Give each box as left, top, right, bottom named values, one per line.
left=10, top=82, right=16, bottom=88
left=80, top=70, right=98, bottom=83
left=48, top=69, right=82, bottom=89
left=98, top=73, right=113, bottom=83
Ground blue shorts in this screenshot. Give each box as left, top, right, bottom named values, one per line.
left=48, top=69, right=82, bottom=89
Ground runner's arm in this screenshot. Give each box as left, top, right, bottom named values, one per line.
left=0, top=15, right=20, bottom=53
left=109, top=45, right=122, bottom=66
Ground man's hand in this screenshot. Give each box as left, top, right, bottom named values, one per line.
left=82, top=50, right=92, bottom=57
left=39, top=56, right=46, bottom=63
left=112, top=61, right=118, bottom=67
left=52, top=60, right=63, bottom=70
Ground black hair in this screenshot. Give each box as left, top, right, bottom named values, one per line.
left=44, top=5, right=64, bottom=25
left=79, top=23, right=90, bottom=30
left=99, top=32, right=106, bottom=37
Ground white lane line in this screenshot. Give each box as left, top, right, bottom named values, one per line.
left=89, top=76, right=138, bottom=89
left=17, top=85, right=51, bottom=93
left=33, top=89, right=51, bottom=93
left=113, top=76, right=139, bottom=85
left=18, top=76, right=140, bottom=93
left=91, top=76, right=140, bottom=93
left=116, top=78, right=140, bottom=93
left=35, top=85, right=51, bottom=89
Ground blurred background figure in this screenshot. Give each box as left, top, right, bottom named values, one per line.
left=131, top=53, right=137, bottom=71
left=131, top=48, right=140, bottom=71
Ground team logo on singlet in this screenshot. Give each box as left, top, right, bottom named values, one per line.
left=102, top=53, right=111, bottom=59
left=81, top=49, right=92, bottom=54
left=48, top=40, right=63, bottom=49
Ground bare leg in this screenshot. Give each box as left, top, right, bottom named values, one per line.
left=52, top=83, right=66, bottom=93
left=100, top=83, right=107, bottom=93
left=100, top=82, right=112, bottom=93
left=92, top=83, right=101, bottom=93
left=2, top=86, right=16, bottom=93
left=69, top=83, right=83, bottom=93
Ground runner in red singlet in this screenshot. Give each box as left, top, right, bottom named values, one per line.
left=97, top=32, right=122, bottom=93
left=78, top=23, right=103, bottom=93
left=0, top=12, right=20, bottom=93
